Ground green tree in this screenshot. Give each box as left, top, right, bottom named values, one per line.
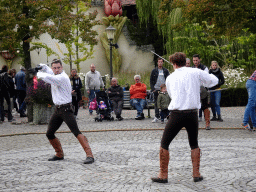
left=54, top=1, right=100, bottom=73
left=135, top=0, right=256, bottom=70
left=176, top=0, right=256, bottom=39
left=0, top=0, right=98, bottom=71
left=0, top=0, right=99, bottom=122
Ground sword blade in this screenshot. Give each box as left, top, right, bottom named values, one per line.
left=151, top=51, right=172, bottom=65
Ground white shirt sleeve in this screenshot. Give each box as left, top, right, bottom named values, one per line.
left=39, top=64, right=54, bottom=75
left=199, top=70, right=218, bottom=88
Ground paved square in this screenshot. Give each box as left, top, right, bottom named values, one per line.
left=1, top=107, right=256, bottom=191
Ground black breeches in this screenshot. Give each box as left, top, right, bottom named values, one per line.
left=46, top=105, right=81, bottom=140
left=161, top=110, right=199, bottom=150
left=201, top=97, right=209, bottom=111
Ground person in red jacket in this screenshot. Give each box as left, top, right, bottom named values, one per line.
left=129, top=75, right=147, bottom=120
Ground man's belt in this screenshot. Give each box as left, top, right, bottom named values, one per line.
left=171, top=109, right=197, bottom=113
left=55, top=103, right=72, bottom=108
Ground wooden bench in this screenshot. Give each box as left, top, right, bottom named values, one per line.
left=123, top=90, right=154, bottom=118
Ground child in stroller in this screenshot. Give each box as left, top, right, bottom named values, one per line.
left=94, top=90, right=114, bottom=122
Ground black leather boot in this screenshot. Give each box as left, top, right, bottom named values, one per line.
left=217, top=115, right=223, bottom=122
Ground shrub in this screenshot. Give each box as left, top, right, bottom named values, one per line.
left=26, top=79, right=53, bottom=106
left=222, top=67, right=249, bottom=88
left=220, top=88, right=248, bottom=107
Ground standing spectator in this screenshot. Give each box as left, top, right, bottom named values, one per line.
left=9, top=69, right=18, bottom=112
left=85, top=64, right=104, bottom=115
left=209, top=61, right=225, bottom=122
left=157, top=84, right=171, bottom=124
left=107, top=77, right=124, bottom=121
left=242, top=70, right=256, bottom=131
left=70, top=69, right=82, bottom=119
left=186, top=58, right=191, bottom=67
left=192, top=54, right=209, bottom=122
left=151, top=52, right=218, bottom=183
left=37, top=59, right=94, bottom=164
left=15, top=66, right=27, bottom=117
left=0, top=65, right=14, bottom=122
left=150, top=58, right=170, bottom=123
left=129, top=75, right=147, bottom=120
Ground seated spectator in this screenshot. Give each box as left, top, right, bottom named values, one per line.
left=129, top=75, right=147, bottom=120
left=107, top=77, right=124, bottom=121
left=157, top=84, right=171, bottom=124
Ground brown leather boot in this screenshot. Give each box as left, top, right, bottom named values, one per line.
left=191, top=148, right=203, bottom=182
left=204, top=108, right=211, bottom=130
left=48, top=137, right=64, bottom=161
left=77, top=134, right=94, bottom=164
left=151, top=147, right=169, bottom=183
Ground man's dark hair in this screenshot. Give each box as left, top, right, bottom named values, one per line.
left=193, top=54, right=200, bottom=59
left=51, top=59, right=62, bottom=66
left=158, top=57, right=163, bottom=61
left=1, top=65, right=8, bottom=72
left=169, top=52, right=186, bottom=67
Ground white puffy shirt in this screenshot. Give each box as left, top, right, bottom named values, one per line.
left=37, top=65, right=72, bottom=105
left=166, top=67, right=218, bottom=110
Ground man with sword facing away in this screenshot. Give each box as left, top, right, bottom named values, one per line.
left=151, top=52, right=218, bottom=183
left=37, top=59, right=94, bottom=164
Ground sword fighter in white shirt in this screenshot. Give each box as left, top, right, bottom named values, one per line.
left=37, top=59, right=94, bottom=164
left=151, top=52, right=218, bottom=183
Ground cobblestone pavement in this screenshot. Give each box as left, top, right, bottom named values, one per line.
left=1, top=107, right=256, bottom=191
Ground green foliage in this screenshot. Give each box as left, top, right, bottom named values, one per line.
left=100, top=15, right=127, bottom=73
left=178, top=0, right=256, bottom=39
left=135, top=0, right=256, bottom=71
left=0, top=0, right=96, bottom=70
left=51, top=2, right=100, bottom=72
left=30, top=42, right=59, bottom=61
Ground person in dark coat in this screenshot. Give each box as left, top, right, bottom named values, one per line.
left=15, top=66, right=27, bottom=117
left=9, top=69, right=18, bottom=112
left=192, top=54, right=209, bottom=122
left=107, top=77, right=124, bottom=120
left=150, top=58, right=170, bottom=123
left=70, top=69, right=82, bottom=119
left=0, top=65, right=14, bottom=122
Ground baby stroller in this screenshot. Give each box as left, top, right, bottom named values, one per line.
left=94, top=90, right=114, bottom=122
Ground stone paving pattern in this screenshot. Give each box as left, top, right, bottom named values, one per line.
left=1, top=107, right=256, bottom=191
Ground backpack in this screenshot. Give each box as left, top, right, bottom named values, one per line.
left=89, top=98, right=98, bottom=110
left=0, top=72, right=10, bottom=92
left=200, top=85, right=208, bottom=100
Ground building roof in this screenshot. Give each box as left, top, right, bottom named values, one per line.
left=120, top=0, right=136, bottom=6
